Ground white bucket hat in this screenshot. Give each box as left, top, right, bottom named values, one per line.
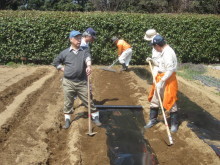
left=144, top=29, right=158, bottom=41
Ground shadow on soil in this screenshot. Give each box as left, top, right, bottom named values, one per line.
left=178, top=92, right=220, bottom=156
left=129, top=66, right=152, bottom=84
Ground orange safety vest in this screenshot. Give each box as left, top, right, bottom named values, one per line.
left=148, top=72, right=178, bottom=111
left=117, top=39, right=131, bottom=56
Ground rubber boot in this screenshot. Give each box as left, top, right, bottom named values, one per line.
left=121, top=63, right=128, bottom=71
left=144, top=108, right=159, bottom=128
left=170, top=112, right=178, bottom=133
left=63, top=119, right=71, bottom=129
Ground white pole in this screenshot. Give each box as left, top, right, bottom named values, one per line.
left=148, top=61, right=174, bottom=145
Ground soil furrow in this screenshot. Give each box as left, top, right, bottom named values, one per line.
left=0, top=68, right=49, bottom=113
left=0, top=68, right=63, bottom=165
left=0, top=66, right=37, bottom=91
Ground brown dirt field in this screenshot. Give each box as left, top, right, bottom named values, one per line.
left=0, top=65, right=219, bottom=165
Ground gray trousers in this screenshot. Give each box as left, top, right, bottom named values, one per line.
left=62, top=77, right=97, bottom=114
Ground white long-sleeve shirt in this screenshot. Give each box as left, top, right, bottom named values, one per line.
left=158, top=45, right=177, bottom=72
left=151, top=48, right=161, bottom=76
left=158, top=45, right=177, bottom=81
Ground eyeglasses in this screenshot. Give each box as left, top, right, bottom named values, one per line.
left=73, top=36, right=82, bottom=40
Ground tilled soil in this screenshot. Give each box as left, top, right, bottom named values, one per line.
left=0, top=65, right=219, bottom=165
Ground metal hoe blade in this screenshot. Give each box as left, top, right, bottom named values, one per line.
left=100, top=58, right=118, bottom=72
left=86, top=131, right=97, bottom=136
left=101, top=67, right=117, bottom=72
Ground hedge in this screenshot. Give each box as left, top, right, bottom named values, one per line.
left=0, top=11, right=219, bottom=65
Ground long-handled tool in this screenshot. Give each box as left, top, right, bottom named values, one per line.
left=86, top=75, right=97, bottom=136
left=148, top=61, right=174, bottom=145
left=101, top=58, right=118, bottom=72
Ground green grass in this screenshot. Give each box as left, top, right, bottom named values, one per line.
left=6, top=62, right=20, bottom=68
left=177, top=63, right=220, bottom=93
left=177, top=63, right=206, bottom=80
left=6, top=62, right=37, bottom=67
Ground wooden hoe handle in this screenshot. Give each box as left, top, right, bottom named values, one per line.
left=148, top=61, right=174, bottom=145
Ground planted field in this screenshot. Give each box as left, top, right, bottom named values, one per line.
left=0, top=65, right=219, bottom=165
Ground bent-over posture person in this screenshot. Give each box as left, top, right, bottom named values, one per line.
left=52, top=30, right=101, bottom=129
left=111, top=36, right=132, bottom=71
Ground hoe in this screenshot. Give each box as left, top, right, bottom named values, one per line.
left=86, top=76, right=97, bottom=136
left=101, top=58, right=118, bottom=72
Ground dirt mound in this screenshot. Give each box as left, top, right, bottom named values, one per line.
left=0, top=65, right=219, bottom=165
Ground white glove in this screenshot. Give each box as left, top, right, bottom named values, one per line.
left=156, top=80, right=165, bottom=89
left=146, top=57, right=153, bottom=63
left=146, top=57, right=158, bottom=66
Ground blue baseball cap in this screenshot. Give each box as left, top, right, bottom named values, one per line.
left=85, top=27, right=97, bottom=39
left=150, top=35, right=165, bottom=45
left=69, top=30, right=82, bottom=38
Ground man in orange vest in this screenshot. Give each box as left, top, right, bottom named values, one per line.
left=111, top=36, right=132, bottom=71
left=145, top=35, right=179, bottom=133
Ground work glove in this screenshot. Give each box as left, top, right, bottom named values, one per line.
left=146, top=57, right=159, bottom=66
left=146, top=57, right=153, bottom=63
left=156, top=80, right=165, bottom=90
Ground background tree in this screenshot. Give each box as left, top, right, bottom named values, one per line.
left=0, top=0, right=23, bottom=10
left=0, top=0, right=219, bottom=14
